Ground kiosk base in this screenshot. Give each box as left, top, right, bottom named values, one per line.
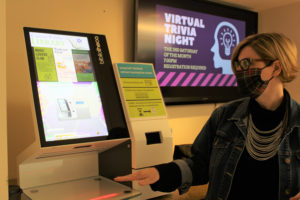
left=21, top=176, right=141, bottom=200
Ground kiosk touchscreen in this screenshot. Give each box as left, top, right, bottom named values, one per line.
left=21, top=27, right=130, bottom=159
left=19, top=27, right=140, bottom=200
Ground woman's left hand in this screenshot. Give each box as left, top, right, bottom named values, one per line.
left=290, top=192, right=300, bottom=200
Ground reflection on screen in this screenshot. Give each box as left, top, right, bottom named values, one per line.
left=29, top=32, right=109, bottom=142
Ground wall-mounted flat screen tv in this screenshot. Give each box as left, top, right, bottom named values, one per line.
left=135, top=0, right=258, bottom=104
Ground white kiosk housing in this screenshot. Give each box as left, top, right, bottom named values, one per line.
left=113, top=63, right=173, bottom=199
left=18, top=28, right=142, bottom=200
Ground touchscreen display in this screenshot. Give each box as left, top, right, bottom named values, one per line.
left=29, top=32, right=109, bottom=142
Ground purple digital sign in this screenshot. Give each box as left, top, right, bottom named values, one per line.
left=155, top=5, right=246, bottom=87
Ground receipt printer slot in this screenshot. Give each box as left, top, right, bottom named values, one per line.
left=145, top=131, right=161, bottom=145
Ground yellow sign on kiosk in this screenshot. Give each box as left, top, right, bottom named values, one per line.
left=115, top=63, right=166, bottom=118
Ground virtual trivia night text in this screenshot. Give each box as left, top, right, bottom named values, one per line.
left=164, top=13, right=205, bottom=46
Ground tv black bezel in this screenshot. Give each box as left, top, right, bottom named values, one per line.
left=24, top=27, right=129, bottom=147
left=134, top=0, right=258, bottom=105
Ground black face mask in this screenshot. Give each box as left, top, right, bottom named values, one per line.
left=235, top=66, right=274, bottom=98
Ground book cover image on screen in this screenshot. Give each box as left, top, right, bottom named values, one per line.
left=30, top=32, right=109, bottom=142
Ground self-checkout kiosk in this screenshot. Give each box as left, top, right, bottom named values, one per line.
left=18, top=27, right=173, bottom=200
left=113, top=63, right=173, bottom=199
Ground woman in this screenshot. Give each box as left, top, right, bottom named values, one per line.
left=115, top=33, right=300, bottom=200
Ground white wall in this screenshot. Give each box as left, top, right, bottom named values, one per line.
left=259, top=2, right=300, bottom=102
left=0, top=0, right=8, bottom=198
left=167, top=104, right=214, bottom=145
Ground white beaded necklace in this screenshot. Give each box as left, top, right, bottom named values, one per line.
left=245, top=106, right=288, bottom=161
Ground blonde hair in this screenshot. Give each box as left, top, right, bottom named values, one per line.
left=231, top=33, right=298, bottom=82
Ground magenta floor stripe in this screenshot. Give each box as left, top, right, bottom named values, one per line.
left=201, top=73, right=213, bottom=86
left=156, top=71, right=165, bottom=81
left=218, top=74, right=230, bottom=86
left=182, top=72, right=196, bottom=86
left=158, top=72, right=236, bottom=87
left=227, top=75, right=236, bottom=86
left=171, top=72, right=186, bottom=86
left=209, top=74, right=222, bottom=86
left=161, top=72, right=176, bottom=86
left=192, top=73, right=205, bottom=86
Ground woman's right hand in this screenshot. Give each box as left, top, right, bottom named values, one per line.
left=114, top=167, right=160, bottom=186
